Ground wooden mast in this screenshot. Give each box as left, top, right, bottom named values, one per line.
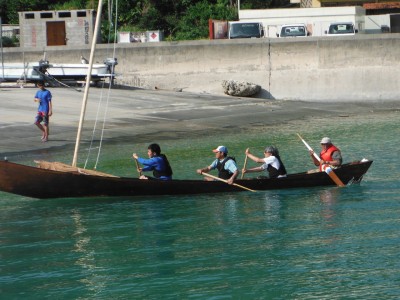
left=72, top=0, right=103, bottom=167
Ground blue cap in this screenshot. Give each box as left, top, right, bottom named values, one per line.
left=213, top=145, right=228, bottom=154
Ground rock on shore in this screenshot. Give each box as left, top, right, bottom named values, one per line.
left=222, top=80, right=261, bottom=97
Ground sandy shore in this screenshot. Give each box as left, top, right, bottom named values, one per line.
left=0, top=85, right=399, bottom=156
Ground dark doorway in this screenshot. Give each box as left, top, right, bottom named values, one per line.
left=46, top=21, right=66, bottom=46
left=390, top=14, right=400, bottom=33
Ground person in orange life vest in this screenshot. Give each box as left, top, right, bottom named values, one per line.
left=310, top=137, right=342, bottom=171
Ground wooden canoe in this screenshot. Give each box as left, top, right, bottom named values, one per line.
left=0, top=159, right=372, bottom=199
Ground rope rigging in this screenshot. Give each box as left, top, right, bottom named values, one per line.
left=84, top=0, right=119, bottom=170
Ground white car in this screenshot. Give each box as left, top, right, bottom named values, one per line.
left=277, top=24, right=309, bottom=37
left=325, top=22, right=358, bottom=36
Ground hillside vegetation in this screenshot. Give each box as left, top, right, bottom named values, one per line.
left=0, top=0, right=290, bottom=41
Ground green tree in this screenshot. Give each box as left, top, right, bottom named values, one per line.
left=0, top=0, right=292, bottom=42
left=0, top=0, right=96, bottom=24
left=1, top=36, right=17, bottom=47
left=174, top=0, right=236, bottom=40
left=1, top=0, right=50, bottom=24
left=50, top=0, right=92, bottom=10
left=240, top=0, right=292, bottom=9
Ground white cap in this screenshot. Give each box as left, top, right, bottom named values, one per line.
left=320, top=137, right=332, bottom=144
left=212, top=145, right=228, bottom=154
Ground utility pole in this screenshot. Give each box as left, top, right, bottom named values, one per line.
left=1, top=17, right=4, bottom=81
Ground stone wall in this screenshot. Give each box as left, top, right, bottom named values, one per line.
left=3, top=34, right=400, bottom=101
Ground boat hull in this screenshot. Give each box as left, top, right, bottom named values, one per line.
left=1, top=59, right=116, bottom=84
left=0, top=160, right=373, bottom=199
left=0, top=62, right=46, bottom=82
left=46, top=64, right=112, bottom=80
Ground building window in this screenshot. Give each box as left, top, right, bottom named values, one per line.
left=40, top=12, right=53, bottom=19
left=77, top=11, right=87, bottom=17
left=58, top=12, right=71, bottom=18
left=24, top=13, right=35, bottom=19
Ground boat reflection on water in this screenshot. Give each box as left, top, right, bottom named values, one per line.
left=72, top=209, right=107, bottom=294
left=319, top=188, right=340, bottom=206
left=262, top=194, right=283, bottom=223
left=319, top=188, right=340, bottom=223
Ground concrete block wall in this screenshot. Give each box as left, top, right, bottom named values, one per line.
left=275, top=36, right=400, bottom=101
left=18, top=10, right=95, bottom=48
left=65, top=12, right=95, bottom=47
left=18, top=12, right=47, bottom=48
left=111, top=35, right=400, bottom=101
left=2, top=34, right=400, bottom=101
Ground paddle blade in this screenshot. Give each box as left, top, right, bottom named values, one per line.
left=324, top=166, right=346, bottom=187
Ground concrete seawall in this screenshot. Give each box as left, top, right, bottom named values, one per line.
left=3, top=34, right=400, bottom=101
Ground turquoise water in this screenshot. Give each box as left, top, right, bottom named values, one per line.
left=1, top=111, right=400, bottom=299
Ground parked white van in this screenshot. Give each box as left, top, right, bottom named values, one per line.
left=277, top=24, right=309, bottom=37
left=325, top=22, right=358, bottom=36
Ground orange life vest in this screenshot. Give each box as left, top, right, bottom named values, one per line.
left=319, top=145, right=340, bottom=171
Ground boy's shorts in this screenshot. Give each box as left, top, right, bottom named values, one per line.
left=34, top=112, right=49, bottom=125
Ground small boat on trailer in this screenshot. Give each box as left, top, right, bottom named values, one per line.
left=0, top=61, right=49, bottom=82
left=0, top=159, right=372, bottom=199
left=45, top=58, right=117, bottom=86
left=0, top=58, right=117, bottom=86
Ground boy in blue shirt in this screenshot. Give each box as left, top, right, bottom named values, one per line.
left=34, top=81, right=52, bottom=142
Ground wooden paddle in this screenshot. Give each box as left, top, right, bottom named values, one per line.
left=134, top=158, right=142, bottom=176
left=241, top=154, right=248, bottom=179
left=201, top=172, right=256, bottom=192
left=297, top=133, right=345, bottom=187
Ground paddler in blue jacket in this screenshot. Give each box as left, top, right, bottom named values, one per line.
left=133, top=143, right=173, bottom=180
